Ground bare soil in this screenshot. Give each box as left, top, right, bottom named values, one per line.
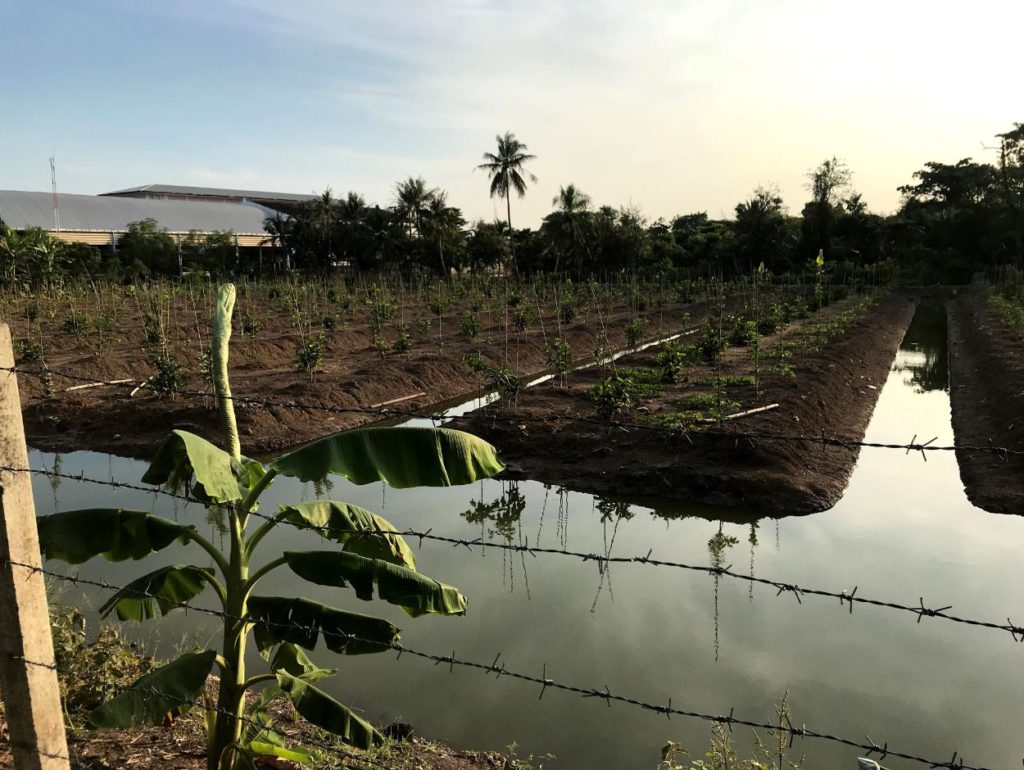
left=455, top=295, right=915, bottom=514
left=9, top=291, right=702, bottom=459
left=947, top=291, right=1024, bottom=514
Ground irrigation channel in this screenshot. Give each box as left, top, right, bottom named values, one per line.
left=26, top=303, right=1024, bottom=768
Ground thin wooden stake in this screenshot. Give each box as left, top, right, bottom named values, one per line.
left=0, top=323, right=70, bottom=770
left=368, top=391, right=427, bottom=409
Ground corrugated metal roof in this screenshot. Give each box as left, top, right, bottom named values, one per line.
left=102, top=184, right=317, bottom=203
left=0, top=190, right=277, bottom=235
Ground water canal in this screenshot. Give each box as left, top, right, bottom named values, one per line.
left=29, top=303, right=1023, bottom=768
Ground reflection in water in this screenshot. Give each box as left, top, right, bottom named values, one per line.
left=462, top=481, right=530, bottom=594
left=31, top=302, right=1024, bottom=769
left=707, top=523, right=740, bottom=661
left=591, top=499, right=635, bottom=612
left=895, top=304, right=949, bottom=393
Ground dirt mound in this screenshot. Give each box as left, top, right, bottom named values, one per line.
left=947, top=292, right=1024, bottom=514
left=456, top=296, right=914, bottom=514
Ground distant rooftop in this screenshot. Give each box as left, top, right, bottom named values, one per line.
left=102, top=184, right=318, bottom=204
left=0, top=190, right=277, bottom=235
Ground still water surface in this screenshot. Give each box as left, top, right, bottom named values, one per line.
left=31, top=305, right=1024, bottom=769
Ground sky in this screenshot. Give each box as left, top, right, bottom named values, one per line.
left=1, top=0, right=1021, bottom=227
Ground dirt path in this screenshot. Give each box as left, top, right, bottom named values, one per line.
left=455, top=295, right=915, bottom=514
left=947, top=291, right=1024, bottom=514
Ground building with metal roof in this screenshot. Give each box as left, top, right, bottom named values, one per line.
left=0, top=190, right=278, bottom=248
left=102, top=184, right=316, bottom=211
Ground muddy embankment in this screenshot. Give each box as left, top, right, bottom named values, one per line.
left=947, top=291, right=1024, bottom=514
left=17, top=299, right=709, bottom=459
left=456, top=295, right=916, bottom=514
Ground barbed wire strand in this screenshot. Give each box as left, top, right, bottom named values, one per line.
left=4, top=462, right=1024, bottom=645
left=5, top=559, right=995, bottom=770
left=4, top=363, right=1022, bottom=458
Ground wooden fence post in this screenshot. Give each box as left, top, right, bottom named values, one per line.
left=0, top=323, right=70, bottom=769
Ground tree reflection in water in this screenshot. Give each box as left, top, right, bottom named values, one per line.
left=462, top=480, right=529, bottom=594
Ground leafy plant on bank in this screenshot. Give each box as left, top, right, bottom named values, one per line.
left=588, top=369, right=661, bottom=417
left=149, top=348, right=186, bottom=396
left=655, top=341, right=698, bottom=383
left=546, top=337, right=573, bottom=387
left=460, top=310, right=481, bottom=338
left=626, top=316, right=649, bottom=349
left=658, top=695, right=812, bottom=770
left=295, top=332, right=327, bottom=379
left=35, top=284, right=505, bottom=770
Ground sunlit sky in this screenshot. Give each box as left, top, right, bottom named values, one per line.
left=2, top=0, right=1021, bottom=226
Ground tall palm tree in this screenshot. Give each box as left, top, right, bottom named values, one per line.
left=477, top=132, right=537, bottom=275
left=393, top=177, right=435, bottom=238
left=424, top=190, right=465, bottom=276
left=542, top=184, right=592, bottom=276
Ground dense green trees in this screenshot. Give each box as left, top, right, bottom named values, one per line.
left=3, top=122, right=1023, bottom=287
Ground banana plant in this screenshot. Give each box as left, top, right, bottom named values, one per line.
left=35, top=283, right=505, bottom=770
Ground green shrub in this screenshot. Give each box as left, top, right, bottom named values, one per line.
left=756, top=304, right=783, bottom=335
left=696, top=324, right=725, bottom=363
left=460, top=310, right=481, bottom=338
left=14, top=339, right=44, bottom=364
left=547, top=337, right=573, bottom=385
left=588, top=371, right=661, bottom=417
left=61, top=314, right=89, bottom=337
left=142, top=314, right=165, bottom=346
left=626, top=316, right=649, bottom=349
left=296, top=332, right=327, bottom=376
left=394, top=323, right=412, bottom=352
left=655, top=341, right=698, bottom=382
left=149, top=349, right=186, bottom=396
left=464, top=351, right=490, bottom=373
left=726, top=316, right=757, bottom=347
left=513, top=306, right=537, bottom=332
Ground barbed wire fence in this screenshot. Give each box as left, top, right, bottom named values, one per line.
left=1, top=556, right=997, bottom=770
left=4, top=461, right=1024, bottom=645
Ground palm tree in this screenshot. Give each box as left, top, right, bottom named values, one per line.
left=424, top=190, right=465, bottom=275
left=477, top=132, right=537, bottom=275
left=542, top=184, right=592, bottom=276
left=262, top=213, right=294, bottom=270
left=393, top=177, right=435, bottom=239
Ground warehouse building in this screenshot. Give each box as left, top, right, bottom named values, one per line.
left=101, top=183, right=316, bottom=213
left=0, top=188, right=284, bottom=250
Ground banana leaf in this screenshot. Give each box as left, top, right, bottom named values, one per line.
left=282, top=551, right=466, bottom=618
left=98, top=565, right=213, bottom=621
left=276, top=671, right=383, bottom=749
left=279, top=500, right=416, bottom=569
left=268, top=426, right=504, bottom=487
left=89, top=649, right=217, bottom=728
left=142, top=429, right=262, bottom=503
left=37, top=509, right=193, bottom=564
left=248, top=596, right=400, bottom=656
left=270, top=642, right=336, bottom=683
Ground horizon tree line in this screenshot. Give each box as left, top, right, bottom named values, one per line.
left=1, top=123, right=1022, bottom=287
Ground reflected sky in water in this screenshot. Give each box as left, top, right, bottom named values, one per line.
left=31, top=305, right=1024, bottom=769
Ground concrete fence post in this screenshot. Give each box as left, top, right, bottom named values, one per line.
left=0, top=323, right=70, bottom=769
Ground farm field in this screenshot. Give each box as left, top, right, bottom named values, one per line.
left=1, top=277, right=712, bottom=457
